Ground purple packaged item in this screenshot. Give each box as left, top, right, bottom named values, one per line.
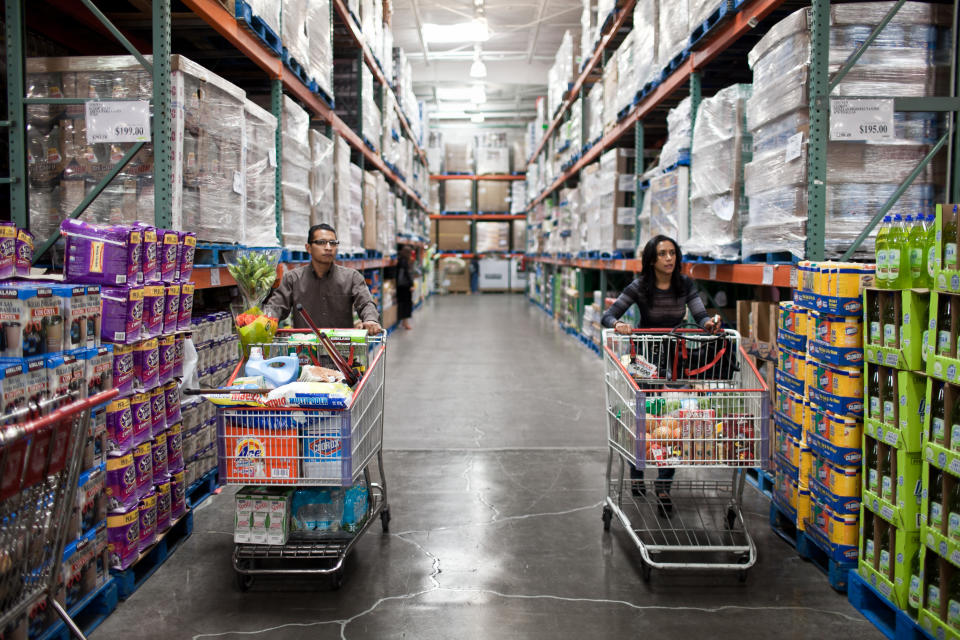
left=150, top=386, right=166, bottom=436
left=141, top=285, right=164, bottom=339
left=177, top=232, right=196, bottom=282
left=105, top=398, right=133, bottom=454
left=111, top=343, right=134, bottom=397
left=173, top=335, right=185, bottom=377
left=170, top=469, right=186, bottom=520
left=158, top=335, right=175, bottom=385
left=138, top=490, right=157, bottom=553
left=101, top=286, right=143, bottom=344
left=130, top=392, right=152, bottom=446
left=163, top=284, right=180, bottom=334
left=133, top=441, right=153, bottom=499
left=177, top=284, right=195, bottom=331
left=0, top=222, right=16, bottom=279
left=107, top=507, right=140, bottom=570
left=133, top=223, right=159, bottom=284
left=105, top=452, right=137, bottom=513
left=159, top=230, right=179, bottom=283
left=156, top=479, right=172, bottom=531
left=15, top=229, right=33, bottom=276
left=126, top=227, right=142, bottom=286
left=163, top=380, right=181, bottom=424
left=133, top=338, right=159, bottom=390
left=61, top=219, right=130, bottom=286
left=152, top=433, right=169, bottom=484
left=166, top=422, right=184, bottom=472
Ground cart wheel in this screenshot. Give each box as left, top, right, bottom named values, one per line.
left=330, top=567, right=345, bottom=590
left=725, top=507, right=738, bottom=530
left=640, top=560, right=651, bottom=583
left=234, top=571, right=254, bottom=592
left=380, top=508, right=391, bottom=533
left=602, top=506, right=613, bottom=532
left=737, top=569, right=748, bottom=583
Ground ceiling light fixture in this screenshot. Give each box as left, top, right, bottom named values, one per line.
left=470, top=84, right=487, bottom=105
left=422, top=18, right=490, bottom=43
left=470, top=44, right=487, bottom=78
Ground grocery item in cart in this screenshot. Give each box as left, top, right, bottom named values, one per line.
left=244, top=347, right=299, bottom=388
left=301, top=423, right=342, bottom=479
left=264, top=381, right=353, bottom=409
left=107, top=506, right=140, bottom=570
left=299, top=365, right=346, bottom=383
left=106, top=451, right=138, bottom=512
left=342, top=481, right=369, bottom=533
left=222, top=425, right=299, bottom=483
left=101, top=286, right=143, bottom=344
left=292, top=488, right=342, bottom=535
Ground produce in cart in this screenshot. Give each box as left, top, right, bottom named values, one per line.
left=226, top=248, right=282, bottom=355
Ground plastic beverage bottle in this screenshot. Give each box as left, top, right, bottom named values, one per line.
left=949, top=479, right=960, bottom=540
left=928, top=555, right=942, bottom=618
left=867, top=437, right=879, bottom=493
left=946, top=205, right=959, bottom=271
left=868, top=366, right=881, bottom=421
left=869, top=293, right=882, bottom=346
left=883, top=367, right=897, bottom=428
left=882, top=444, right=896, bottom=502
left=949, top=571, right=960, bottom=630
left=887, top=214, right=907, bottom=289
left=876, top=215, right=892, bottom=287
left=927, top=213, right=939, bottom=280
left=933, top=384, right=947, bottom=446
left=909, top=213, right=929, bottom=288
left=952, top=396, right=960, bottom=453
left=939, top=296, right=954, bottom=357
left=863, top=510, right=875, bottom=564
left=908, top=547, right=922, bottom=618
left=931, top=468, right=945, bottom=533
left=883, top=292, right=898, bottom=349
left=878, top=523, right=892, bottom=576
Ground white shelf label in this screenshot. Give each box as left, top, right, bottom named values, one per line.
left=884, top=431, right=899, bottom=446
left=762, top=266, right=774, bottom=286
left=784, top=133, right=803, bottom=162
left=830, top=98, right=894, bottom=141
left=85, top=100, right=151, bottom=143
left=709, top=265, right=717, bottom=280
left=210, top=268, right=221, bottom=287
left=789, top=269, right=798, bottom=289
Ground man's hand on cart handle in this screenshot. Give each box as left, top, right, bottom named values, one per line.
left=363, top=320, right=384, bottom=335
left=614, top=321, right=632, bottom=335
left=703, top=315, right=723, bottom=334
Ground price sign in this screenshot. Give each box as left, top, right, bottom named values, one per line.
left=85, top=100, right=151, bottom=143
left=209, top=268, right=221, bottom=287
left=830, top=98, right=894, bottom=141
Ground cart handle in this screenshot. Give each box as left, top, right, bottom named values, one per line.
left=1, top=389, right=118, bottom=443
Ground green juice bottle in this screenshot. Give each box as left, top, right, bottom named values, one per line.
left=876, top=215, right=892, bottom=288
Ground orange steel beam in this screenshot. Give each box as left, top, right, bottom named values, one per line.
left=429, top=214, right=524, bottom=220
left=430, top=175, right=526, bottom=181
left=181, top=0, right=283, bottom=78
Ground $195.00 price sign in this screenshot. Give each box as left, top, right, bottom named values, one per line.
left=84, top=100, right=151, bottom=143
left=829, top=98, right=894, bottom=141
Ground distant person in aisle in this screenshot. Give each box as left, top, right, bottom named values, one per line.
left=601, top=235, right=722, bottom=513
left=396, top=245, right=419, bottom=330
left=264, top=223, right=383, bottom=334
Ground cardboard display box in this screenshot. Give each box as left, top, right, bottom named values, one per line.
left=477, top=180, right=511, bottom=212
left=443, top=180, right=473, bottom=212
left=444, top=142, right=474, bottom=174
left=436, top=219, right=472, bottom=252
left=476, top=221, right=510, bottom=253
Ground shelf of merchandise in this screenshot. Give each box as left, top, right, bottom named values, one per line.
left=524, top=255, right=794, bottom=288
left=526, top=0, right=638, bottom=163
left=429, top=214, right=524, bottom=221
left=430, top=174, right=527, bottom=181
left=436, top=252, right=524, bottom=260
left=330, top=0, right=428, bottom=166
left=183, top=0, right=427, bottom=210
left=191, top=257, right=398, bottom=290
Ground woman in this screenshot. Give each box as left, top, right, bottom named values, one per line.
left=601, top=235, right=721, bottom=514
left=396, top=245, right=417, bottom=330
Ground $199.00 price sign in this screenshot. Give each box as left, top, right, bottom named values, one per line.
left=829, top=98, right=894, bottom=141
left=84, top=100, right=151, bottom=144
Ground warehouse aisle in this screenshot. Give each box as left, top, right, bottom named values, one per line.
left=92, top=295, right=880, bottom=640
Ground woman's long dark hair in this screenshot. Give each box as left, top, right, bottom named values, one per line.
left=639, top=235, right=684, bottom=296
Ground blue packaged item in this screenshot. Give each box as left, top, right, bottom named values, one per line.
left=291, top=488, right=343, bottom=534
left=244, top=347, right=298, bottom=388
left=341, top=482, right=369, bottom=533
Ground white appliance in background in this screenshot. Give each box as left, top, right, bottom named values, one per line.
left=478, top=257, right=511, bottom=291
left=510, top=257, right=527, bottom=292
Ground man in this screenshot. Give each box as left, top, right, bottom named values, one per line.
left=264, top=223, right=383, bottom=334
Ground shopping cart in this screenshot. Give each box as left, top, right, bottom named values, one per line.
left=601, top=327, right=770, bottom=582
left=215, top=330, right=388, bottom=590
left=0, top=389, right=118, bottom=639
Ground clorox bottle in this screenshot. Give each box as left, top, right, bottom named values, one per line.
left=244, top=347, right=299, bottom=388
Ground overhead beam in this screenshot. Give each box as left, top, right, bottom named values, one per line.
left=409, top=0, right=431, bottom=65
left=526, top=0, right=550, bottom=63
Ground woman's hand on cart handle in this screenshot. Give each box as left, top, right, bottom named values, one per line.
left=703, top=315, right=723, bottom=334
left=614, top=321, right=632, bottom=335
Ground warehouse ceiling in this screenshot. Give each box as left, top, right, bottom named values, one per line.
left=391, top=0, right=583, bottom=124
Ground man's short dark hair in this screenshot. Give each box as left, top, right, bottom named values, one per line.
left=308, top=223, right=337, bottom=244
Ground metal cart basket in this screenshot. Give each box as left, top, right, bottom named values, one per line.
left=601, top=328, right=770, bottom=581
left=217, top=331, right=388, bottom=590
left=0, top=390, right=117, bottom=639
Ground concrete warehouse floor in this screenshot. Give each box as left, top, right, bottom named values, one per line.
left=91, top=294, right=880, bottom=640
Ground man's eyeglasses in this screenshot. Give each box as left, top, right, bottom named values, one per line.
left=310, top=240, right=340, bottom=247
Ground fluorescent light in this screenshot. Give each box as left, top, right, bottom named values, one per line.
left=470, top=58, right=487, bottom=78
left=471, top=113, right=485, bottom=123
left=422, top=18, right=489, bottom=43
left=470, top=85, right=486, bottom=105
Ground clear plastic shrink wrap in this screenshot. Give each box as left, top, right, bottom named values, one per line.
left=658, top=0, right=689, bottom=65
left=361, top=66, right=381, bottom=150
left=281, top=95, right=312, bottom=250
left=243, top=100, right=279, bottom=246
left=659, top=96, right=692, bottom=169
left=306, top=0, right=334, bottom=100
left=686, top=84, right=751, bottom=260
left=690, top=0, right=727, bottom=31
left=632, top=0, right=659, bottom=90
left=616, top=31, right=637, bottom=116
left=349, top=164, right=364, bottom=253
left=742, top=2, right=950, bottom=259
left=585, top=83, right=604, bottom=143
left=281, top=0, right=310, bottom=68
left=247, top=1, right=281, bottom=37
left=309, top=129, right=335, bottom=229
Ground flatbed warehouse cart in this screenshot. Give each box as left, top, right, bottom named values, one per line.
left=215, top=332, right=389, bottom=590
left=601, top=328, right=770, bottom=582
